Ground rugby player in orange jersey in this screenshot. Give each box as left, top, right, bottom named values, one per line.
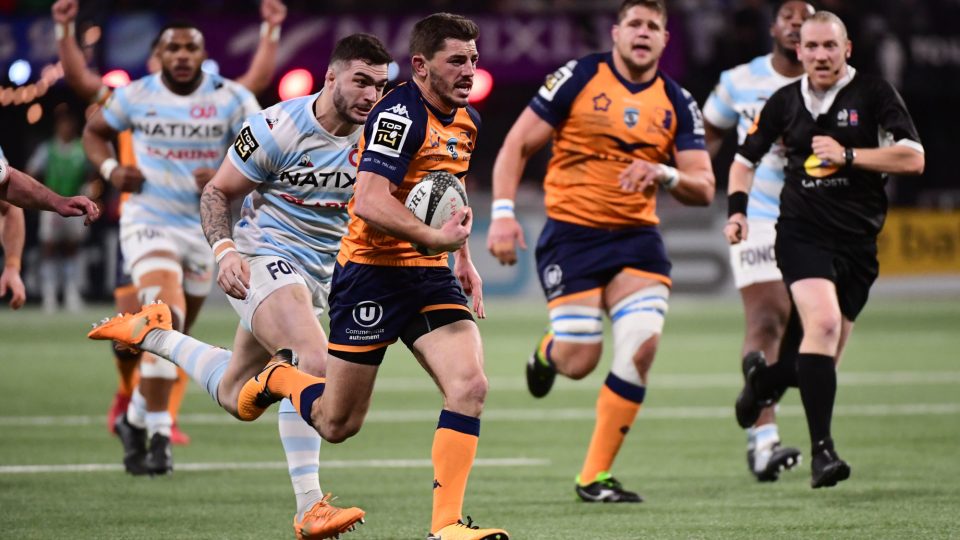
left=487, top=0, right=715, bottom=502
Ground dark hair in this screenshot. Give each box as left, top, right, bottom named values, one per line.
left=150, top=21, right=202, bottom=50
left=617, top=0, right=667, bottom=24
left=409, top=13, right=479, bottom=59
left=330, top=33, right=393, bottom=67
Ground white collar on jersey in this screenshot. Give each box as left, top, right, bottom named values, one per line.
left=800, top=65, right=857, bottom=119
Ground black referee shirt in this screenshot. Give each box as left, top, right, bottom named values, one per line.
left=737, top=70, right=922, bottom=241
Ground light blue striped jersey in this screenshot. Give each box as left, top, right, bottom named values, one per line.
left=227, top=93, right=359, bottom=283
left=703, top=54, right=801, bottom=221
left=103, top=72, right=260, bottom=231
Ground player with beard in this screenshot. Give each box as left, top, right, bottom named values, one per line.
left=53, top=0, right=287, bottom=445
left=90, top=34, right=391, bottom=539
left=83, top=22, right=261, bottom=476
left=487, top=0, right=714, bottom=502
left=702, top=0, right=815, bottom=482
left=216, top=13, right=506, bottom=540
left=725, top=12, right=924, bottom=488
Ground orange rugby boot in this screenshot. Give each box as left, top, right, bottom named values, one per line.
left=427, top=517, right=509, bottom=540
left=295, top=493, right=366, bottom=540
left=88, top=301, right=172, bottom=347
left=236, top=349, right=296, bottom=421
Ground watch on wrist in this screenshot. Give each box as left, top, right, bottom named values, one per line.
left=844, top=147, right=856, bottom=167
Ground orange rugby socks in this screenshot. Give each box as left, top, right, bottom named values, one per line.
left=431, top=410, right=480, bottom=533
left=579, top=375, right=645, bottom=484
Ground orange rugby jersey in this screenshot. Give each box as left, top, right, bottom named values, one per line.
left=339, top=82, right=480, bottom=267
left=530, top=52, right=706, bottom=228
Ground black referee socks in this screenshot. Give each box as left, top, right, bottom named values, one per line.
left=797, top=353, right=837, bottom=449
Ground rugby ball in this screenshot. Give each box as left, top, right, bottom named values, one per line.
left=404, top=171, right=469, bottom=254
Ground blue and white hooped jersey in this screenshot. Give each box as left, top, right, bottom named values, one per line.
left=227, top=93, right=359, bottom=283
left=102, top=72, right=260, bottom=232
left=703, top=54, right=800, bottom=222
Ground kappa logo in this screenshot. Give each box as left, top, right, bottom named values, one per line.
left=386, top=103, right=409, bottom=118
left=298, top=154, right=313, bottom=167
left=352, top=301, right=384, bottom=328
left=233, top=126, right=260, bottom=162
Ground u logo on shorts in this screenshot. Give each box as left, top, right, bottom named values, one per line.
left=352, top=301, right=383, bottom=328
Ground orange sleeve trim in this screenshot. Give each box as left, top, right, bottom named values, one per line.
left=420, top=304, right=471, bottom=314
left=546, top=287, right=603, bottom=309
left=329, top=339, right=396, bottom=353
left=623, top=268, right=672, bottom=287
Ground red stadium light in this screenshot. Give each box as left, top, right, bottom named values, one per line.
left=102, top=69, right=131, bottom=88
left=468, top=68, right=493, bottom=104
left=279, top=69, right=314, bottom=101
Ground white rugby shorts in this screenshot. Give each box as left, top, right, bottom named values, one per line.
left=729, top=219, right=782, bottom=289
left=120, top=223, right=214, bottom=296
left=227, top=254, right=330, bottom=332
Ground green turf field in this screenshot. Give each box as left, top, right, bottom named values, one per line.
left=1, top=297, right=958, bottom=539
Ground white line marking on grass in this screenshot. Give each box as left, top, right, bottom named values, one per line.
left=0, top=457, right=549, bottom=475
left=2, top=403, right=958, bottom=427
left=372, top=371, right=960, bottom=392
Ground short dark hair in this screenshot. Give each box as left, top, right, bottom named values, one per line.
left=330, top=33, right=393, bottom=67
left=617, top=0, right=668, bottom=24
left=409, top=13, right=479, bottom=59
left=151, top=21, right=202, bottom=50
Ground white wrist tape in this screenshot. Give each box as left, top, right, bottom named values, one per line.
left=213, top=239, right=238, bottom=263
left=658, top=164, right=680, bottom=190
left=99, top=158, right=119, bottom=181
left=491, top=198, right=516, bottom=220
left=260, top=22, right=281, bottom=42
left=55, top=22, right=75, bottom=41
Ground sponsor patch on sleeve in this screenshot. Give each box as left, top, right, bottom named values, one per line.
left=537, top=60, right=576, bottom=102
left=233, top=126, right=260, bottom=162
left=367, top=111, right=411, bottom=158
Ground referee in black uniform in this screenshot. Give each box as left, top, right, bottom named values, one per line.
left=724, top=11, right=924, bottom=488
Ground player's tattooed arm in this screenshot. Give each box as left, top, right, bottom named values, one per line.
left=200, top=184, right=233, bottom=245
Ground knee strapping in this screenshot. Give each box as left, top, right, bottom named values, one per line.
left=133, top=259, right=186, bottom=332
left=610, top=284, right=670, bottom=385
left=139, top=354, right=179, bottom=379
left=548, top=305, right=603, bottom=344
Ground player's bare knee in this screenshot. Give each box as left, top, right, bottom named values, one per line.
left=632, top=335, right=659, bottom=382
left=444, top=372, right=488, bottom=414
left=320, top=414, right=363, bottom=443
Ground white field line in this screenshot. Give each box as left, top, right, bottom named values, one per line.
left=1, top=403, right=958, bottom=428
left=0, top=457, right=549, bottom=475
left=371, top=371, right=960, bottom=392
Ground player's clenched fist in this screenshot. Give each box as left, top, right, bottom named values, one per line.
left=724, top=213, right=748, bottom=245
left=487, top=216, right=526, bottom=266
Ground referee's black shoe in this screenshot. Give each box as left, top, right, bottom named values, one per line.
left=735, top=351, right=770, bottom=428
left=810, top=442, right=851, bottom=489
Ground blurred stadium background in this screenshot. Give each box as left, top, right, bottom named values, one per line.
left=1, top=1, right=958, bottom=538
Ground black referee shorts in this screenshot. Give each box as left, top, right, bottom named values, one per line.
left=775, top=225, right=879, bottom=321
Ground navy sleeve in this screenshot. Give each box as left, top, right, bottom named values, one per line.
left=358, top=85, right=428, bottom=186
left=528, top=57, right=596, bottom=127
left=737, top=86, right=788, bottom=165
left=663, top=78, right=707, bottom=151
